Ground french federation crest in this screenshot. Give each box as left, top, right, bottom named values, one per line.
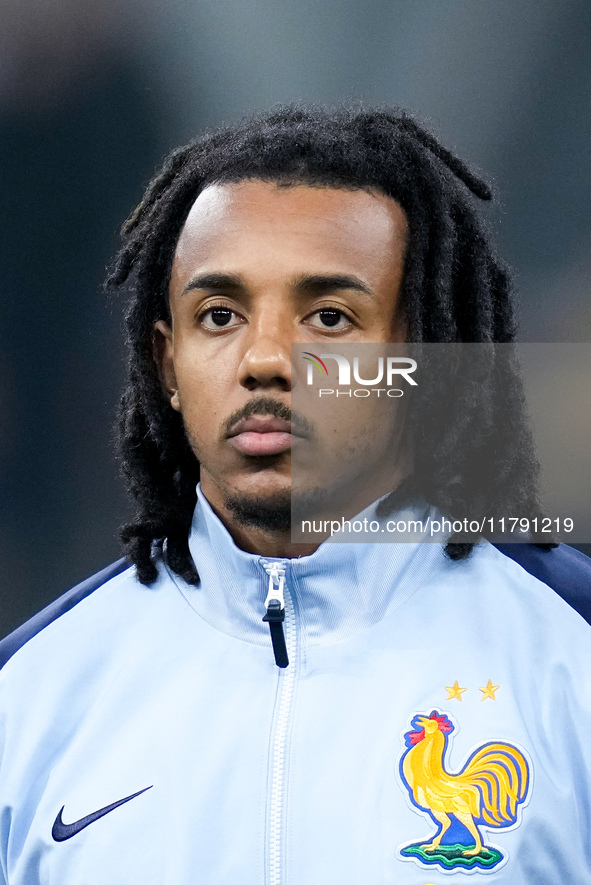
left=397, top=710, right=531, bottom=873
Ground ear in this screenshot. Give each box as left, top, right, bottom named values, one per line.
left=153, top=320, right=181, bottom=411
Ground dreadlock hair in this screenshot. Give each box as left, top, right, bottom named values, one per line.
left=107, top=103, right=548, bottom=586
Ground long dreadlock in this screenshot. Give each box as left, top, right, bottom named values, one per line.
left=107, top=104, right=546, bottom=585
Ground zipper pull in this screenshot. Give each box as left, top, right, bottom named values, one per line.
left=262, top=562, right=289, bottom=669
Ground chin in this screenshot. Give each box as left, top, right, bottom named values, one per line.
left=224, top=490, right=292, bottom=533
left=223, top=482, right=351, bottom=534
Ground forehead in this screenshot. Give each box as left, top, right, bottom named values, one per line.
left=170, top=180, right=408, bottom=290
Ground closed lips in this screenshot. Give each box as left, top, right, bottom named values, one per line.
left=227, top=416, right=294, bottom=456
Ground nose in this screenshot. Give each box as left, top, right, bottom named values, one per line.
left=237, top=311, right=292, bottom=392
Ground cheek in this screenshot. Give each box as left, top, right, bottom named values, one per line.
left=173, top=348, right=236, bottom=434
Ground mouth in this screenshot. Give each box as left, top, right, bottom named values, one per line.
left=226, top=415, right=297, bottom=456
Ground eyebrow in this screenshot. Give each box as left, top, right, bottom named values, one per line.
left=183, top=273, right=243, bottom=294
left=292, top=274, right=373, bottom=297
left=183, top=272, right=373, bottom=297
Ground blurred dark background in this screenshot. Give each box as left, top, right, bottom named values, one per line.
left=2, top=0, right=590, bottom=637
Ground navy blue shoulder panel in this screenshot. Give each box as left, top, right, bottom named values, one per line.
left=494, top=543, right=591, bottom=626
left=0, top=558, right=129, bottom=671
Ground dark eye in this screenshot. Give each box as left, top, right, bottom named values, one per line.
left=308, top=308, right=351, bottom=330
left=200, top=307, right=242, bottom=329
left=210, top=308, right=232, bottom=326
left=318, top=310, right=341, bottom=327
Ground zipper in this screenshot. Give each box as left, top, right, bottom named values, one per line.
left=261, top=559, right=298, bottom=885
left=262, top=561, right=289, bottom=668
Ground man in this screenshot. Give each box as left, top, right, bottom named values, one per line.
left=1, top=106, right=590, bottom=884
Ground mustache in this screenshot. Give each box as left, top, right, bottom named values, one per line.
left=222, top=397, right=315, bottom=439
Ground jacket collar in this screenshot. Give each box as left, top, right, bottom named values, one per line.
left=172, top=486, right=441, bottom=648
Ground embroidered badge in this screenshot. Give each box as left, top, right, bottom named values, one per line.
left=397, top=710, right=530, bottom=873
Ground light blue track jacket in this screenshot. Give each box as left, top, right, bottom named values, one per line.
left=1, top=490, right=591, bottom=884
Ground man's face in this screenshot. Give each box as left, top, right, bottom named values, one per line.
left=155, top=180, right=408, bottom=525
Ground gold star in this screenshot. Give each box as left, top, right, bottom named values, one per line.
left=445, top=680, right=467, bottom=701
left=480, top=679, right=500, bottom=701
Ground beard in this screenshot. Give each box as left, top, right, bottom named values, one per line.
left=190, top=396, right=318, bottom=533
left=224, top=490, right=292, bottom=532
left=224, top=485, right=350, bottom=534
